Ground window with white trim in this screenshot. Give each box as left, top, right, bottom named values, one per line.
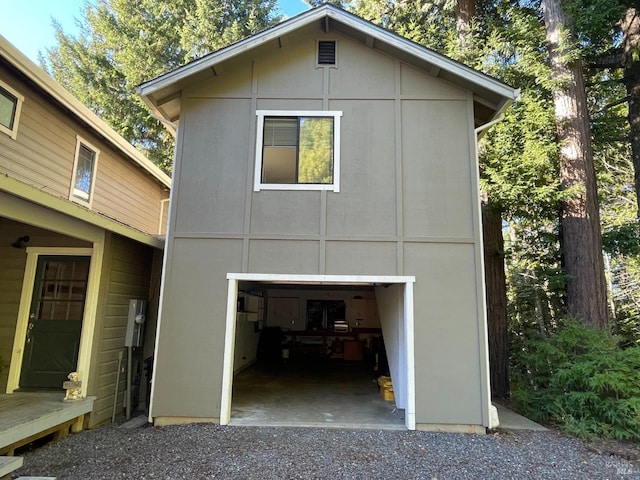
left=254, top=110, right=342, bottom=192
left=70, top=137, right=99, bottom=206
left=0, top=80, right=24, bottom=139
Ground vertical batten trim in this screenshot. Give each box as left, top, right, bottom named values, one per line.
left=394, top=59, right=404, bottom=274
left=319, top=190, right=327, bottom=274
left=245, top=61, right=258, bottom=270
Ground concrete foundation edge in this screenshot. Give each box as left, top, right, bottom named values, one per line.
left=415, top=423, right=486, bottom=434
left=153, top=417, right=220, bottom=427
left=152, top=417, right=485, bottom=434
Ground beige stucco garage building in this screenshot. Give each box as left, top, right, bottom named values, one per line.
left=138, top=5, right=518, bottom=432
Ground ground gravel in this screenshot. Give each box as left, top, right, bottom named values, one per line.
left=13, top=421, right=640, bottom=480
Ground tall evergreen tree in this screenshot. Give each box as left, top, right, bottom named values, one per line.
left=587, top=6, right=640, bottom=215
left=43, top=0, right=280, bottom=173
left=541, top=0, right=609, bottom=327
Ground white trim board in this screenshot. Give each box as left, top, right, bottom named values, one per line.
left=221, top=273, right=416, bottom=430
left=226, top=273, right=415, bottom=283
left=253, top=110, right=343, bottom=193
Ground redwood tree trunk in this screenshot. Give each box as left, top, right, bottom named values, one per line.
left=621, top=9, right=640, bottom=216
left=542, top=0, right=608, bottom=327
left=482, top=204, right=509, bottom=398
left=627, top=60, right=640, bottom=216
left=455, top=0, right=475, bottom=56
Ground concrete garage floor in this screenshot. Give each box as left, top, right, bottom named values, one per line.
left=230, top=359, right=406, bottom=430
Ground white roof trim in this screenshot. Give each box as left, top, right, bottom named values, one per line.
left=137, top=5, right=518, bottom=104
left=0, top=35, right=171, bottom=189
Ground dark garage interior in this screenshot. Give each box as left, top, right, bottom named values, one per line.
left=229, top=282, right=405, bottom=429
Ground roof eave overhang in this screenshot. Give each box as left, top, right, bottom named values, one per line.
left=137, top=5, right=519, bottom=127
left=0, top=35, right=172, bottom=189
left=1, top=174, right=165, bottom=249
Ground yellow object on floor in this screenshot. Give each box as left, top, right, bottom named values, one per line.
left=377, top=376, right=392, bottom=388
left=378, top=376, right=395, bottom=402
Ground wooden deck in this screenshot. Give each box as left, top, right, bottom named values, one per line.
left=0, top=392, right=95, bottom=455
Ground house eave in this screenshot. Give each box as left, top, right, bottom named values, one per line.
left=0, top=35, right=172, bottom=189
left=0, top=174, right=165, bottom=249
left=136, top=5, right=519, bottom=126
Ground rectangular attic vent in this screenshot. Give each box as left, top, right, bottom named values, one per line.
left=317, top=41, right=336, bottom=65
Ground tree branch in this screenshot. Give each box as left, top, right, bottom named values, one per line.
left=588, top=52, right=625, bottom=69
left=593, top=96, right=631, bottom=114
left=585, top=78, right=624, bottom=88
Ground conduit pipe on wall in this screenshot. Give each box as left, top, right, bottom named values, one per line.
left=112, top=349, right=124, bottom=423
left=474, top=114, right=505, bottom=136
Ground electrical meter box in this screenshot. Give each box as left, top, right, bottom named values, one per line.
left=125, top=299, right=147, bottom=347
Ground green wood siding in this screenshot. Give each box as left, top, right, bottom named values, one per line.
left=89, top=234, right=154, bottom=427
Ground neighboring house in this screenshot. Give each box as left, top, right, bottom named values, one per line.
left=0, top=36, right=171, bottom=428
left=138, top=5, right=518, bottom=432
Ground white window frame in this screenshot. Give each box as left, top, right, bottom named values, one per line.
left=0, top=79, right=24, bottom=140
left=70, top=135, right=100, bottom=207
left=254, top=110, right=342, bottom=192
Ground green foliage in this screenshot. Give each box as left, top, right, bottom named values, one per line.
left=603, top=219, right=640, bottom=256
left=505, top=221, right=567, bottom=337
left=511, top=320, right=640, bottom=441
left=564, top=0, right=628, bottom=58
left=480, top=91, right=561, bottom=219
left=43, top=0, right=281, bottom=173
left=298, top=117, right=334, bottom=184
left=350, top=0, right=458, bottom=56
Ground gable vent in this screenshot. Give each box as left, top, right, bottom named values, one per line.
left=317, top=41, right=336, bottom=65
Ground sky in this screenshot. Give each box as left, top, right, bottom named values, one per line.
left=0, top=0, right=310, bottom=63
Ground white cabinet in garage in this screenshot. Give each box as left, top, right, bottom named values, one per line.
left=267, top=297, right=302, bottom=330
left=350, top=298, right=380, bottom=328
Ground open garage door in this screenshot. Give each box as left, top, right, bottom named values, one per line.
left=221, top=274, right=416, bottom=430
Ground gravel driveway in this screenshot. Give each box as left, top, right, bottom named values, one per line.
left=13, top=422, right=640, bottom=479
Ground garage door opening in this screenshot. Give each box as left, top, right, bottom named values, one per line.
left=221, top=274, right=416, bottom=430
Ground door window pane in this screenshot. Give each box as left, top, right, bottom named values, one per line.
left=37, top=258, right=89, bottom=321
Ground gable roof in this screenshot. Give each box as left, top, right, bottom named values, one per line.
left=137, top=4, right=519, bottom=128
left=0, top=35, right=171, bottom=189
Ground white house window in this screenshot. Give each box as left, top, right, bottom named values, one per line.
left=0, top=80, right=24, bottom=140
left=254, top=110, right=342, bottom=192
left=70, top=137, right=100, bottom=205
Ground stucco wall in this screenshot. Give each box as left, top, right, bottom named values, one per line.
left=152, top=24, right=487, bottom=427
